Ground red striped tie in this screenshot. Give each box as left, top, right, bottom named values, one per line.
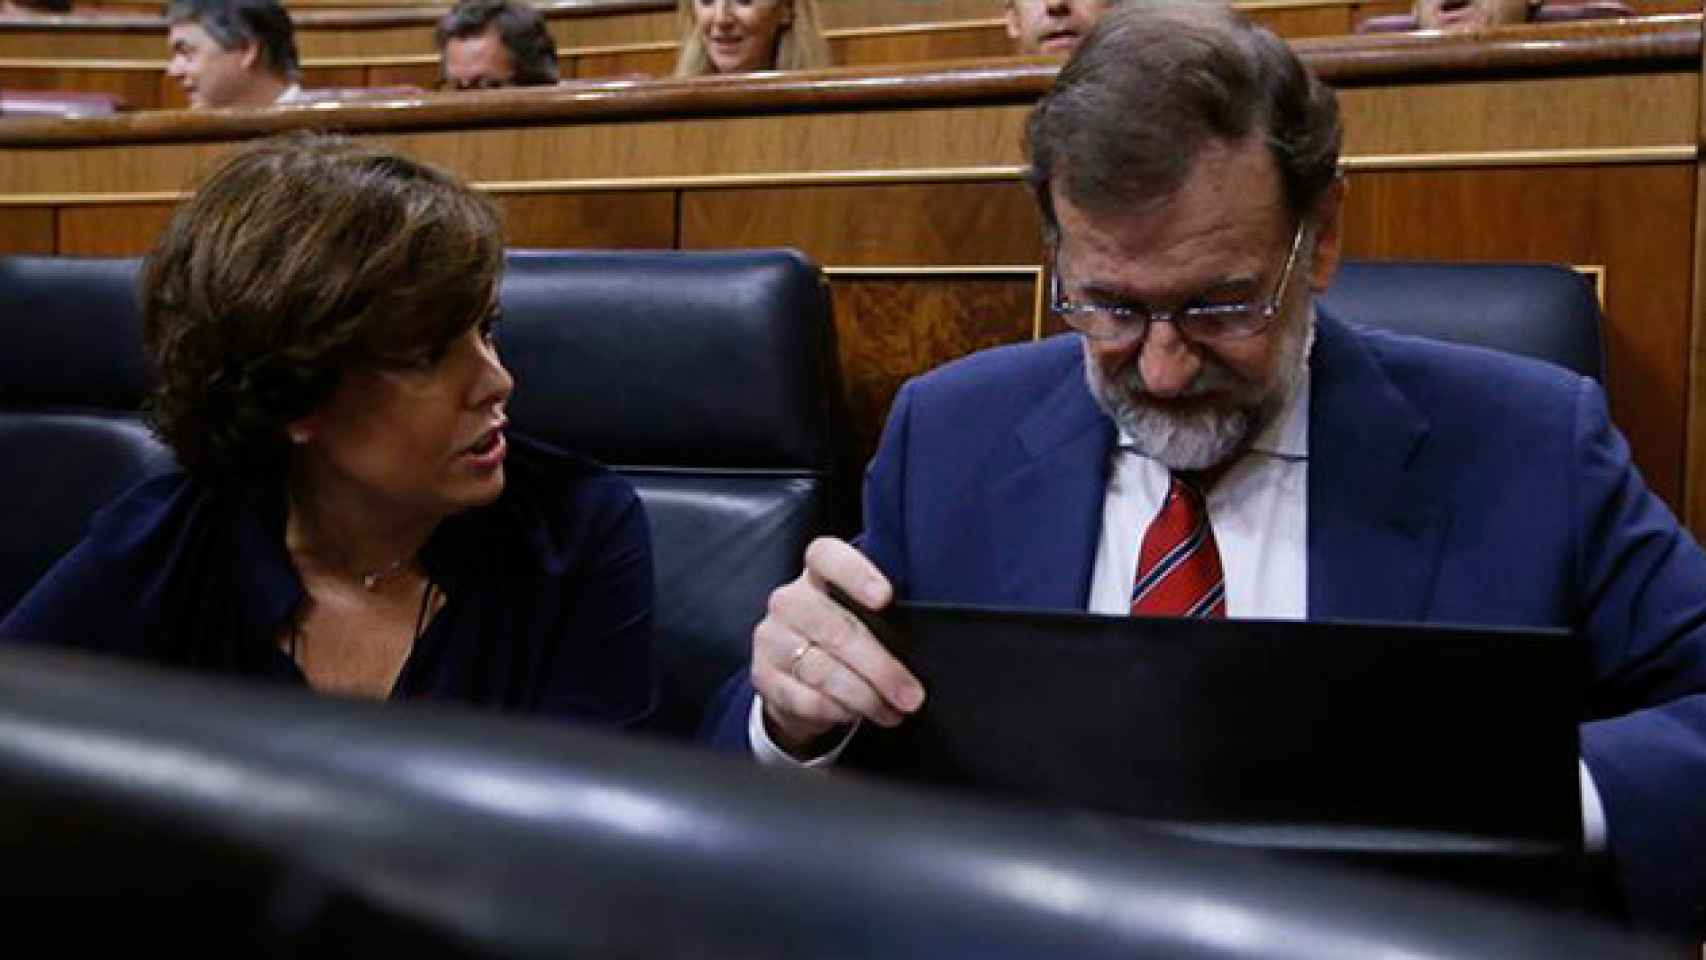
left=1130, top=474, right=1226, bottom=618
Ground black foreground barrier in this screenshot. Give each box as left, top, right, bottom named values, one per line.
left=0, top=648, right=1668, bottom=958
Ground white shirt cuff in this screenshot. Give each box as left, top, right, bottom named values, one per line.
left=748, top=694, right=857, bottom=768
left=1579, top=757, right=1607, bottom=853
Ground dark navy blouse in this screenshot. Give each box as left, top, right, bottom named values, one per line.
left=0, top=433, right=657, bottom=729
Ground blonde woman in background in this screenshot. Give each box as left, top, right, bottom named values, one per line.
left=673, top=0, right=831, bottom=76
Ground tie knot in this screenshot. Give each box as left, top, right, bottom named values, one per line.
left=1176, top=458, right=1235, bottom=497
left=1171, top=472, right=1208, bottom=505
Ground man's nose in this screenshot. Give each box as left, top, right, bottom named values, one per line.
left=1135, top=321, right=1203, bottom=399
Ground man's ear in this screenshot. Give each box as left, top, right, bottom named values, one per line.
left=1306, top=176, right=1347, bottom=293
left=238, top=39, right=260, bottom=71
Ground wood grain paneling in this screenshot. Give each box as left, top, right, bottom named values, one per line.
left=158, top=72, right=186, bottom=111
left=829, top=275, right=1041, bottom=464
left=833, top=25, right=1015, bottom=68
left=494, top=190, right=675, bottom=248
left=0, top=64, right=155, bottom=111
left=0, top=31, right=155, bottom=60
left=56, top=203, right=174, bottom=255
left=0, top=207, right=54, bottom=254
left=1341, top=164, right=1695, bottom=508
left=1246, top=6, right=1357, bottom=39
left=1338, top=72, right=1697, bottom=157
left=680, top=181, right=1042, bottom=267
left=1687, top=12, right=1706, bottom=528
left=368, top=61, right=441, bottom=89
left=817, top=0, right=999, bottom=31
left=571, top=47, right=674, bottom=78
left=544, top=9, right=675, bottom=48
left=300, top=65, right=372, bottom=90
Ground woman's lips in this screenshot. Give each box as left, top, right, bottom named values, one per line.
left=461, top=427, right=508, bottom=471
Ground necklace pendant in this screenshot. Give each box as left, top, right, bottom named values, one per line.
left=362, top=572, right=380, bottom=591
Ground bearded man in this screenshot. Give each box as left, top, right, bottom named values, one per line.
left=708, top=0, right=1706, bottom=942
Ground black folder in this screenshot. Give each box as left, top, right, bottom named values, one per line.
left=838, top=601, right=1585, bottom=905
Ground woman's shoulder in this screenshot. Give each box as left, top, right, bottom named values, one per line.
left=504, top=431, right=641, bottom=513
left=83, top=471, right=210, bottom=554
left=1, top=471, right=215, bottom=647
left=466, top=432, right=647, bottom=576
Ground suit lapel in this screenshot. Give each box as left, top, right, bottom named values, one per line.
left=1308, top=311, right=1451, bottom=621
left=982, top=353, right=1115, bottom=610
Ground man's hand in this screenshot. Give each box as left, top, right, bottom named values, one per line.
left=752, top=537, right=925, bottom=757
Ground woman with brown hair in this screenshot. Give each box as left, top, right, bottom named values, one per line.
left=1, top=132, right=656, bottom=728
left=672, top=0, right=831, bottom=77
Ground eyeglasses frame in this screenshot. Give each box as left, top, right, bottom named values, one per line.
left=1049, top=220, right=1309, bottom=345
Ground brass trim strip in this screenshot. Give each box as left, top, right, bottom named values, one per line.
left=1343, top=146, right=1697, bottom=169
left=5, top=148, right=1691, bottom=208
left=823, top=264, right=1047, bottom=340
left=0, top=191, right=187, bottom=206
left=471, top=166, right=1031, bottom=193
left=824, top=265, right=1039, bottom=277
left=558, top=40, right=677, bottom=57
left=826, top=19, right=1006, bottom=40
left=0, top=57, right=160, bottom=70
left=1232, top=0, right=1364, bottom=10
left=1571, top=264, right=1606, bottom=306
left=0, top=167, right=1024, bottom=206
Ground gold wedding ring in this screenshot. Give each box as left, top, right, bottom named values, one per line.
left=788, top=641, right=814, bottom=681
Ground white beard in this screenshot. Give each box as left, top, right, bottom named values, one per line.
left=1084, top=310, right=1314, bottom=471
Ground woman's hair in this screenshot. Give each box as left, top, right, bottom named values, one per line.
left=672, top=0, right=831, bottom=77
left=140, top=132, right=504, bottom=485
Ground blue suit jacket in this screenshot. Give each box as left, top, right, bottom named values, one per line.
left=709, top=311, right=1706, bottom=937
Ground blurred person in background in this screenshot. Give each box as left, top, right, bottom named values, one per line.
left=1006, top=0, right=1113, bottom=56
left=164, top=0, right=302, bottom=108
left=673, top=0, right=830, bottom=76
left=1414, top=0, right=1534, bottom=31
left=436, top=0, right=560, bottom=90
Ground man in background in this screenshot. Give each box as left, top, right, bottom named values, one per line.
left=165, top=0, right=301, bottom=109
left=1413, top=0, right=1533, bottom=31
left=1006, top=0, right=1111, bottom=56
left=436, top=0, right=560, bottom=90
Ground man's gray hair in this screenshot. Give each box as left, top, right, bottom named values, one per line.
left=166, top=0, right=300, bottom=82
left=1024, top=0, right=1340, bottom=245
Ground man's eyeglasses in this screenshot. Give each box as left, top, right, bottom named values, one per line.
left=1050, top=221, right=1307, bottom=345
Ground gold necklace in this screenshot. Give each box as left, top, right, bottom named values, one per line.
left=360, top=557, right=410, bottom=592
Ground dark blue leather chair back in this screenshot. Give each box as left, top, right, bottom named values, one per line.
left=0, top=256, right=175, bottom=615
left=0, top=646, right=1668, bottom=958
left=1320, top=261, right=1604, bottom=381
left=498, top=250, right=853, bottom=733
